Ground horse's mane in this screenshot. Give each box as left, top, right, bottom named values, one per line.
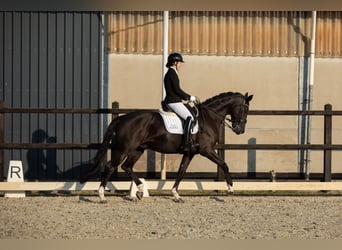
left=201, top=92, right=243, bottom=106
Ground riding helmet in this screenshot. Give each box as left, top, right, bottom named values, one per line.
left=166, top=52, right=184, bottom=67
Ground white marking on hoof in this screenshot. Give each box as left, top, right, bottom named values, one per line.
left=174, top=197, right=184, bottom=203
left=98, top=186, right=107, bottom=203
left=172, top=187, right=181, bottom=200
left=227, top=185, right=234, bottom=194
left=136, top=191, right=143, bottom=200
left=137, top=183, right=144, bottom=192
left=129, top=179, right=149, bottom=198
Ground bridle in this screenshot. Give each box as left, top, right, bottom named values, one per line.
left=226, top=101, right=249, bottom=131
left=201, top=100, right=249, bottom=131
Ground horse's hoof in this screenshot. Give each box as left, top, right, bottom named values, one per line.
left=136, top=191, right=143, bottom=200
left=227, top=185, right=234, bottom=195
left=174, top=198, right=185, bottom=203
left=227, top=189, right=234, bottom=196
left=99, top=199, right=107, bottom=204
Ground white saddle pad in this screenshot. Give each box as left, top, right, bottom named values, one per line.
left=158, top=110, right=199, bottom=135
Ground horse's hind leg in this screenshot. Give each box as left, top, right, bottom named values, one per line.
left=98, top=160, right=118, bottom=203
left=121, top=150, right=144, bottom=200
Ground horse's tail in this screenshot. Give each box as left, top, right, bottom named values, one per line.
left=79, top=119, right=118, bottom=184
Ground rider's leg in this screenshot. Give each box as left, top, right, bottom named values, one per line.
left=167, top=102, right=197, bottom=152
left=183, top=116, right=194, bottom=152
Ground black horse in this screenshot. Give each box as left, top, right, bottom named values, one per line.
left=81, top=92, right=253, bottom=202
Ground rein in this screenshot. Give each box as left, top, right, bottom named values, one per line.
left=201, top=105, right=235, bottom=130
left=201, top=101, right=248, bottom=131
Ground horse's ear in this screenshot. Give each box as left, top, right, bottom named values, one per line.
left=245, top=93, right=253, bottom=104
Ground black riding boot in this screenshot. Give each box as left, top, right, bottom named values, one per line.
left=183, top=117, right=196, bottom=152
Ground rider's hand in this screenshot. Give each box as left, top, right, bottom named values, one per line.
left=190, top=96, right=196, bottom=102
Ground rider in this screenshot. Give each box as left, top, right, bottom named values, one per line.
left=163, top=52, right=198, bottom=152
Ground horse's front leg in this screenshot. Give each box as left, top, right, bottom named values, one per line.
left=172, top=154, right=194, bottom=202
left=201, top=150, right=234, bottom=194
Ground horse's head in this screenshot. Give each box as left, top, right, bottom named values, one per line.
left=229, top=92, right=253, bottom=135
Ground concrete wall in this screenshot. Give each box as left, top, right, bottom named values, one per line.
left=108, top=54, right=342, bottom=176
left=310, top=58, right=342, bottom=176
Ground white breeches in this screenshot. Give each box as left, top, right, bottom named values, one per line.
left=167, top=102, right=194, bottom=121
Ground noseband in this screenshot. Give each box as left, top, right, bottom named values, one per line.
left=226, top=102, right=249, bottom=131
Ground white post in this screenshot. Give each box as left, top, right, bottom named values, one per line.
left=160, top=11, right=169, bottom=180
left=305, top=10, right=317, bottom=180
left=162, top=11, right=169, bottom=99
left=308, top=11, right=317, bottom=89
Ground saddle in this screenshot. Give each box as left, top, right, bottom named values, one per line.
left=159, top=101, right=199, bottom=135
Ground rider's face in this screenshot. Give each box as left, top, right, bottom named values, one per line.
left=175, top=61, right=183, bottom=71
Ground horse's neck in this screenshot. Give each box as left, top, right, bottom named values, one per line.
left=203, top=101, right=231, bottom=119
left=200, top=105, right=226, bottom=128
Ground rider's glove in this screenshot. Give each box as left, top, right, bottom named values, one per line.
left=190, top=96, right=196, bottom=102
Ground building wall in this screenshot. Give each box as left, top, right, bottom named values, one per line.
left=107, top=11, right=342, bottom=58
left=0, top=12, right=103, bottom=180
left=2, top=10, right=340, bottom=180
left=108, top=54, right=342, bottom=175
left=309, top=58, right=342, bottom=176
left=106, top=11, right=342, bottom=177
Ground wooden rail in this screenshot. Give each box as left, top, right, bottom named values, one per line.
left=1, top=102, right=342, bottom=182
left=215, top=104, right=342, bottom=181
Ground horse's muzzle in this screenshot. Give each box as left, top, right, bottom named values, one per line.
left=232, top=125, right=245, bottom=135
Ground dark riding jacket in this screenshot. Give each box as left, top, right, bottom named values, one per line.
left=163, top=68, right=191, bottom=103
